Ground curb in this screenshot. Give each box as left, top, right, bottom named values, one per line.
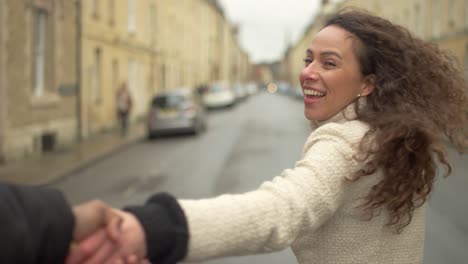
left=41, top=135, right=145, bottom=187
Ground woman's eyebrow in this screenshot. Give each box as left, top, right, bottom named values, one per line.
left=306, top=49, right=342, bottom=59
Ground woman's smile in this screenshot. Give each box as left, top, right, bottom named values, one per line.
left=303, top=87, right=326, bottom=104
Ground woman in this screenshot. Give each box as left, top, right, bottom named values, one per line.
left=116, top=82, right=133, bottom=137
left=72, top=9, right=467, bottom=264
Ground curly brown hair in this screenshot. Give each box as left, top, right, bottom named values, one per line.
left=324, top=9, right=468, bottom=232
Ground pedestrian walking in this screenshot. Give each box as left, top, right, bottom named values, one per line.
left=70, top=8, right=467, bottom=264
left=116, top=82, right=133, bottom=137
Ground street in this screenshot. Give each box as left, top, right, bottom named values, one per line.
left=51, top=92, right=468, bottom=264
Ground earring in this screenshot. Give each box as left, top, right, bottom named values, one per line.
left=356, top=93, right=361, bottom=98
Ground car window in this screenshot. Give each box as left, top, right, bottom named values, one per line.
left=152, top=95, right=186, bottom=108
left=209, top=84, right=225, bottom=93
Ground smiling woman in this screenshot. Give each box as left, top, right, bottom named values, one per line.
left=320, top=8, right=467, bottom=233
left=300, top=25, right=375, bottom=121
left=69, top=9, right=467, bottom=264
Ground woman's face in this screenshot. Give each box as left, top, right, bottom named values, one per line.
left=299, top=25, right=371, bottom=121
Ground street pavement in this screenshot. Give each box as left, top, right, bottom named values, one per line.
left=0, top=121, right=145, bottom=185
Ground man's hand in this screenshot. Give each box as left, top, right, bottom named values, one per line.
left=67, top=208, right=148, bottom=264
left=66, top=200, right=123, bottom=264
left=72, top=200, right=122, bottom=241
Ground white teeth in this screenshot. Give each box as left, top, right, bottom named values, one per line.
left=304, top=89, right=325, bottom=97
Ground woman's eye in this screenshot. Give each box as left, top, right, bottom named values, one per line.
left=303, top=58, right=312, bottom=65
left=324, top=61, right=336, bottom=67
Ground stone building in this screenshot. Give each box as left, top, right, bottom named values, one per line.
left=0, top=0, right=79, bottom=162
left=80, top=0, right=252, bottom=138
left=0, top=0, right=252, bottom=162
left=79, top=0, right=158, bottom=137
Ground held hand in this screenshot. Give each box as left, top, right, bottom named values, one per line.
left=67, top=230, right=149, bottom=264
left=66, top=200, right=123, bottom=264
left=67, top=209, right=148, bottom=264
left=72, top=200, right=122, bottom=241
left=112, top=209, right=147, bottom=258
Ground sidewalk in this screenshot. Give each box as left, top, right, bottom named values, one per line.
left=0, top=122, right=146, bottom=186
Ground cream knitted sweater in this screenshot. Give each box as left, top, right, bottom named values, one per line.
left=179, top=108, right=425, bottom=264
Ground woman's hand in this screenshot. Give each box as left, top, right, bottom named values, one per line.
left=66, top=208, right=148, bottom=264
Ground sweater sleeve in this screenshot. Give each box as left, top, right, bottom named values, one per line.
left=179, top=122, right=367, bottom=262
left=0, top=182, right=75, bottom=264
left=124, top=193, right=189, bottom=264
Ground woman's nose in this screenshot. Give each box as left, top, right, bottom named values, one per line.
left=301, top=63, right=320, bottom=80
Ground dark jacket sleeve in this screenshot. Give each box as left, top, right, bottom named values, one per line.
left=0, top=182, right=75, bottom=264
left=124, top=193, right=188, bottom=264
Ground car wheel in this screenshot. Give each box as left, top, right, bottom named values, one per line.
left=201, top=120, right=207, bottom=132
left=193, top=120, right=205, bottom=135
left=147, top=131, right=157, bottom=139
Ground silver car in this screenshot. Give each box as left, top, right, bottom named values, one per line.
left=147, top=88, right=207, bottom=138
left=202, top=81, right=236, bottom=109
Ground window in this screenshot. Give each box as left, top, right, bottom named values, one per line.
left=403, top=8, right=410, bottom=28
left=149, top=4, right=156, bottom=44
left=465, top=45, right=468, bottom=80
left=465, top=0, right=468, bottom=28
left=108, top=0, right=115, bottom=26
left=128, top=0, right=136, bottom=32
left=112, top=59, right=119, bottom=94
left=139, top=63, right=146, bottom=106
left=92, top=48, right=102, bottom=103
left=128, top=59, right=137, bottom=98
left=414, top=3, right=424, bottom=37
left=34, top=9, right=47, bottom=97
left=151, top=63, right=157, bottom=91
left=392, top=13, right=401, bottom=25
left=432, top=0, right=441, bottom=38
left=448, top=0, right=456, bottom=29
left=160, top=64, right=166, bottom=91
left=92, top=0, right=99, bottom=18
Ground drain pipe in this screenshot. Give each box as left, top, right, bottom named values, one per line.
left=75, top=0, right=82, bottom=141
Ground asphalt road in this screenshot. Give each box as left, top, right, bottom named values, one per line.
left=52, top=91, right=468, bottom=264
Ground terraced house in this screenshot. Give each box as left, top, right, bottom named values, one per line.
left=0, top=0, right=251, bottom=162
left=80, top=0, right=250, bottom=138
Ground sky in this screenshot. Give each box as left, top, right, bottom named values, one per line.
left=218, top=0, right=321, bottom=63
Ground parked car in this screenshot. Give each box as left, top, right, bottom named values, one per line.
left=147, top=88, right=207, bottom=138
left=202, top=81, right=236, bottom=109
left=245, top=82, right=259, bottom=95
left=290, top=85, right=304, bottom=100
left=233, top=83, right=248, bottom=102
left=277, top=81, right=291, bottom=95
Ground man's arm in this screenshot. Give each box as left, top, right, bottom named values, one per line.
left=0, top=182, right=75, bottom=264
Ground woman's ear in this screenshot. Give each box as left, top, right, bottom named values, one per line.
left=361, top=74, right=376, bottom=96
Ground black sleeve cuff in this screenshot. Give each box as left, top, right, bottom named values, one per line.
left=124, top=193, right=188, bottom=264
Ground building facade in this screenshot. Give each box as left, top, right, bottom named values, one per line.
left=80, top=0, right=251, bottom=139
left=0, top=0, right=79, bottom=162
left=80, top=0, right=157, bottom=137
left=0, top=0, right=251, bottom=162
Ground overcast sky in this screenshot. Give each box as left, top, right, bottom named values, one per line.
left=218, top=0, right=321, bottom=63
